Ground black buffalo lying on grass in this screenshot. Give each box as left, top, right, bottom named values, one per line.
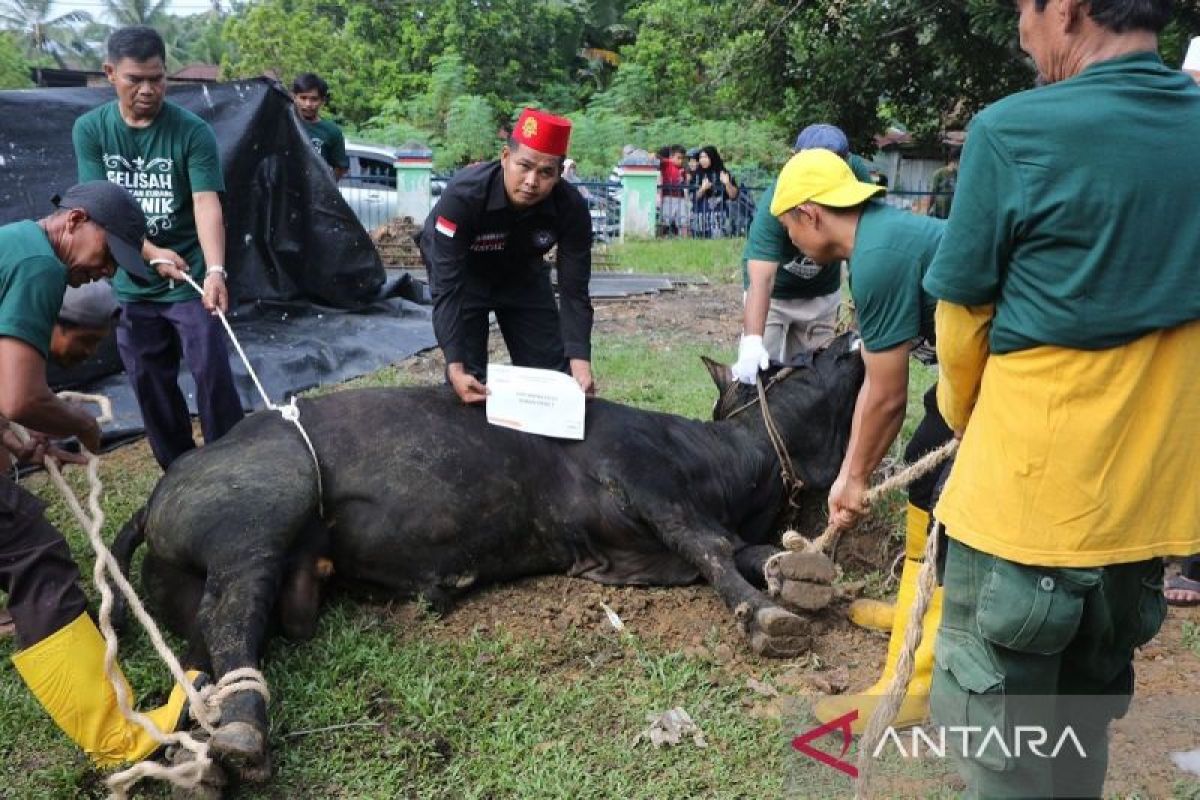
left=113, top=332, right=863, bottom=782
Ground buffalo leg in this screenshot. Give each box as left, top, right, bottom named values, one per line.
left=196, top=554, right=286, bottom=782
left=653, top=514, right=810, bottom=657
left=733, top=543, right=838, bottom=614
left=734, top=544, right=778, bottom=589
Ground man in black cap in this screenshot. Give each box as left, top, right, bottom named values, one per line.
left=0, top=179, right=199, bottom=766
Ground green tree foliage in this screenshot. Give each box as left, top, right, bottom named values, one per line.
left=0, top=0, right=92, bottom=67
left=439, top=94, right=500, bottom=170
left=0, top=30, right=31, bottom=87
left=102, top=0, right=170, bottom=28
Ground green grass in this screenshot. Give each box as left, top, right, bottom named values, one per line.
left=594, top=333, right=734, bottom=417
left=1182, top=621, right=1200, bottom=659
left=607, top=237, right=746, bottom=284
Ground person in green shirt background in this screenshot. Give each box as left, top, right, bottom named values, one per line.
left=767, top=148, right=954, bottom=735
left=733, top=123, right=874, bottom=385
left=920, top=144, right=959, bottom=219
left=72, top=25, right=243, bottom=470
left=293, top=72, right=349, bottom=181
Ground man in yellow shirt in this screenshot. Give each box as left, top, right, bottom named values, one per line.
left=922, top=0, right=1200, bottom=794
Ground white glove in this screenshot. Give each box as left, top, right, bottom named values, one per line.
left=732, top=334, right=770, bottom=385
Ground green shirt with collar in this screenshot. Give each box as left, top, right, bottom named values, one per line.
left=923, top=52, right=1200, bottom=353
left=849, top=201, right=944, bottom=352
left=304, top=117, right=349, bottom=171
left=741, top=155, right=875, bottom=300
left=0, top=220, right=68, bottom=359
left=73, top=100, right=225, bottom=305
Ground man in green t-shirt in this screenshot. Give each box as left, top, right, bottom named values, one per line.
left=73, top=25, right=243, bottom=470
left=293, top=72, right=349, bottom=181
left=734, top=123, right=874, bottom=385
left=768, top=148, right=953, bottom=734
left=0, top=180, right=201, bottom=767
left=922, top=1, right=1200, bottom=795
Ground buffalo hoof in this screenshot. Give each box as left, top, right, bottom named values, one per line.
left=210, top=721, right=272, bottom=783
left=771, top=551, right=836, bottom=613
left=166, top=743, right=228, bottom=800
left=749, top=606, right=810, bottom=658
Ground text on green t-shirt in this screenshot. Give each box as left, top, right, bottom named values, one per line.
left=73, top=100, right=224, bottom=304
left=303, top=117, right=349, bottom=171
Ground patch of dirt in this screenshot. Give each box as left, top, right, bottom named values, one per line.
left=370, top=216, right=424, bottom=268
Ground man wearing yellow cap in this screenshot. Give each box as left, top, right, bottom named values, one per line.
left=418, top=107, right=594, bottom=404
left=769, top=147, right=951, bottom=732
left=922, top=0, right=1200, bottom=795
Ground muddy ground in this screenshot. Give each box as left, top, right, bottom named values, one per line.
left=387, top=280, right=1200, bottom=797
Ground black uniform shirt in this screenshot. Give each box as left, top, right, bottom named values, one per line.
left=418, top=160, right=594, bottom=365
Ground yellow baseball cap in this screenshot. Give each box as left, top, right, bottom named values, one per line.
left=769, top=149, right=885, bottom=216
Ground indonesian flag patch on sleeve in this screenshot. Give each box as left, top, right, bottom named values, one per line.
left=435, top=216, right=457, bottom=238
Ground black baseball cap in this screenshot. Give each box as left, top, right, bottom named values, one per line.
left=52, top=181, right=153, bottom=282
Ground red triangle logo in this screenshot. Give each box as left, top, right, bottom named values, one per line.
left=791, top=709, right=859, bottom=778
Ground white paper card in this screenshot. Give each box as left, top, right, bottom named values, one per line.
left=1185, top=36, right=1200, bottom=71
left=486, top=364, right=585, bottom=440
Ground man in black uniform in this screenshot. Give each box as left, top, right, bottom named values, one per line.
left=418, top=107, right=594, bottom=404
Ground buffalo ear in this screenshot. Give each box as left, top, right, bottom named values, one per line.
left=701, top=355, right=733, bottom=395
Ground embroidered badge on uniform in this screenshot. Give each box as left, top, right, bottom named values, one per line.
left=435, top=216, right=457, bottom=238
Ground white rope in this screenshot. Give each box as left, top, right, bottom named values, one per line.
left=163, top=265, right=325, bottom=516
left=10, top=394, right=269, bottom=798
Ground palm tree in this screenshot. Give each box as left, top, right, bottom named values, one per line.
left=101, top=0, right=170, bottom=27
left=0, top=0, right=92, bottom=66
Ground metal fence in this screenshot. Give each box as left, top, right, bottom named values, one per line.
left=340, top=166, right=954, bottom=243
left=651, top=186, right=950, bottom=238
left=571, top=180, right=621, bottom=244
left=881, top=190, right=951, bottom=215
left=653, top=182, right=759, bottom=239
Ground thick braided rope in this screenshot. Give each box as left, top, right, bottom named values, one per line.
left=11, top=394, right=269, bottom=798
left=763, top=439, right=958, bottom=598
left=853, top=520, right=943, bottom=799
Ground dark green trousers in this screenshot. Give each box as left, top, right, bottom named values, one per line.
left=931, top=536, right=1166, bottom=799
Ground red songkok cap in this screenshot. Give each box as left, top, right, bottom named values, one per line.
left=513, top=108, right=572, bottom=157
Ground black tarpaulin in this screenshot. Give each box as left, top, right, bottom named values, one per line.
left=0, top=80, right=436, bottom=440
left=0, top=78, right=384, bottom=308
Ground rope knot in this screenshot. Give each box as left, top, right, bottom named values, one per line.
left=278, top=399, right=301, bottom=423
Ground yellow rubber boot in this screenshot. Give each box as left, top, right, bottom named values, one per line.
left=815, top=505, right=942, bottom=733
left=846, top=504, right=930, bottom=632
left=12, top=612, right=199, bottom=767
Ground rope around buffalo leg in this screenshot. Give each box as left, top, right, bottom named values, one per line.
left=11, top=394, right=269, bottom=798
left=762, top=439, right=957, bottom=595
left=756, top=436, right=956, bottom=799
